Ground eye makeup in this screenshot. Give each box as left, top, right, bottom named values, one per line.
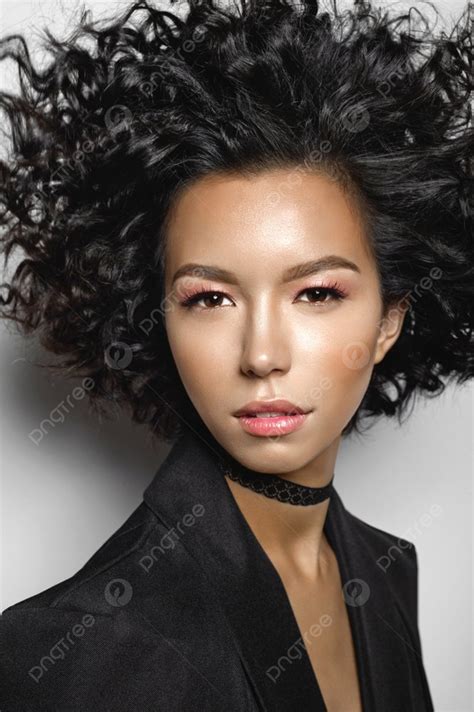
left=177, top=279, right=348, bottom=310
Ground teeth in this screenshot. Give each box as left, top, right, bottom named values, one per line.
left=250, top=412, right=288, bottom=418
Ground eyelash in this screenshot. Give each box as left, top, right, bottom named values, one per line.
left=179, top=282, right=347, bottom=310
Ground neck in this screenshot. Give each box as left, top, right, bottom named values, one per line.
left=223, top=437, right=340, bottom=581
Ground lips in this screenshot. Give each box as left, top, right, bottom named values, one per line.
left=233, top=399, right=309, bottom=418
left=236, top=410, right=310, bottom=437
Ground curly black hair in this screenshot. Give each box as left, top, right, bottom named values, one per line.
left=0, top=0, right=472, bottom=444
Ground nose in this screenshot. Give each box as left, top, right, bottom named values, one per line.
left=239, top=301, right=291, bottom=378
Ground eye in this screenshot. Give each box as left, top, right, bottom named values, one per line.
left=181, top=290, right=234, bottom=310
left=295, top=285, right=347, bottom=305
left=180, top=283, right=347, bottom=310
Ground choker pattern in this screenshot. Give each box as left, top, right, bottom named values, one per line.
left=216, top=452, right=335, bottom=506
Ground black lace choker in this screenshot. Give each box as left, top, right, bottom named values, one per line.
left=216, top=452, right=335, bottom=506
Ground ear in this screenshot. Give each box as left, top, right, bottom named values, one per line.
left=373, top=301, right=410, bottom=365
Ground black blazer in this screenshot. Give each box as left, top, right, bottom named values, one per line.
left=1, top=428, right=434, bottom=711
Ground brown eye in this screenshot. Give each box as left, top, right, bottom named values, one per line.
left=199, top=293, right=225, bottom=308
left=182, top=290, right=233, bottom=309
left=297, top=287, right=346, bottom=304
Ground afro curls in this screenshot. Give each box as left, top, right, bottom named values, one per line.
left=0, top=0, right=472, bottom=443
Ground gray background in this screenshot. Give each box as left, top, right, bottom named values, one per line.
left=0, top=1, right=472, bottom=710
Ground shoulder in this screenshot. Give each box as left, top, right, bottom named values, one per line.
left=2, top=500, right=157, bottom=614
left=0, top=502, right=148, bottom=707
left=344, top=507, right=419, bottom=628
left=1, top=501, right=245, bottom=711
left=0, top=502, right=156, bottom=689
left=1, top=501, right=241, bottom=707
left=348, top=508, right=418, bottom=571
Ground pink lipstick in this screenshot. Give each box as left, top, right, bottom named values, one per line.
left=233, top=399, right=311, bottom=437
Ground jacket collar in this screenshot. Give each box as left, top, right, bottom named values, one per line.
left=143, top=426, right=425, bottom=711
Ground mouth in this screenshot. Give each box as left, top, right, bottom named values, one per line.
left=234, top=410, right=312, bottom=437
left=233, top=399, right=310, bottom=418
left=241, top=412, right=303, bottom=418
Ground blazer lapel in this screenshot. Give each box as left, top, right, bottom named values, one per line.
left=324, top=487, right=431, bottom=711
left=143, top=427, right=430, bottom=711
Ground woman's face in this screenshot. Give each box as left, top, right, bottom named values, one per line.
left=163, top=168, right=406, bottom=475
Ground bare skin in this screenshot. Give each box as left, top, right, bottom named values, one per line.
left=276, top=543, right=363, bottom=712
left=225, top=477, right=363, bottom=711
left=163, top=168, right=407, bottom=709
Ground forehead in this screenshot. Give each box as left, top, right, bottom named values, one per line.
left=164, top=169, right=370, bottom=276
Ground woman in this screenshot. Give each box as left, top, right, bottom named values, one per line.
left=0, top=0, right=472, bottom=710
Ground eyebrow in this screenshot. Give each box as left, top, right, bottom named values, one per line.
left=171, top=255, right=361, bottom=286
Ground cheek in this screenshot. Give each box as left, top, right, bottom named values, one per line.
left=297, top=309, right=379, bottom=411
left=165, top=318, right=227, bottom=401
